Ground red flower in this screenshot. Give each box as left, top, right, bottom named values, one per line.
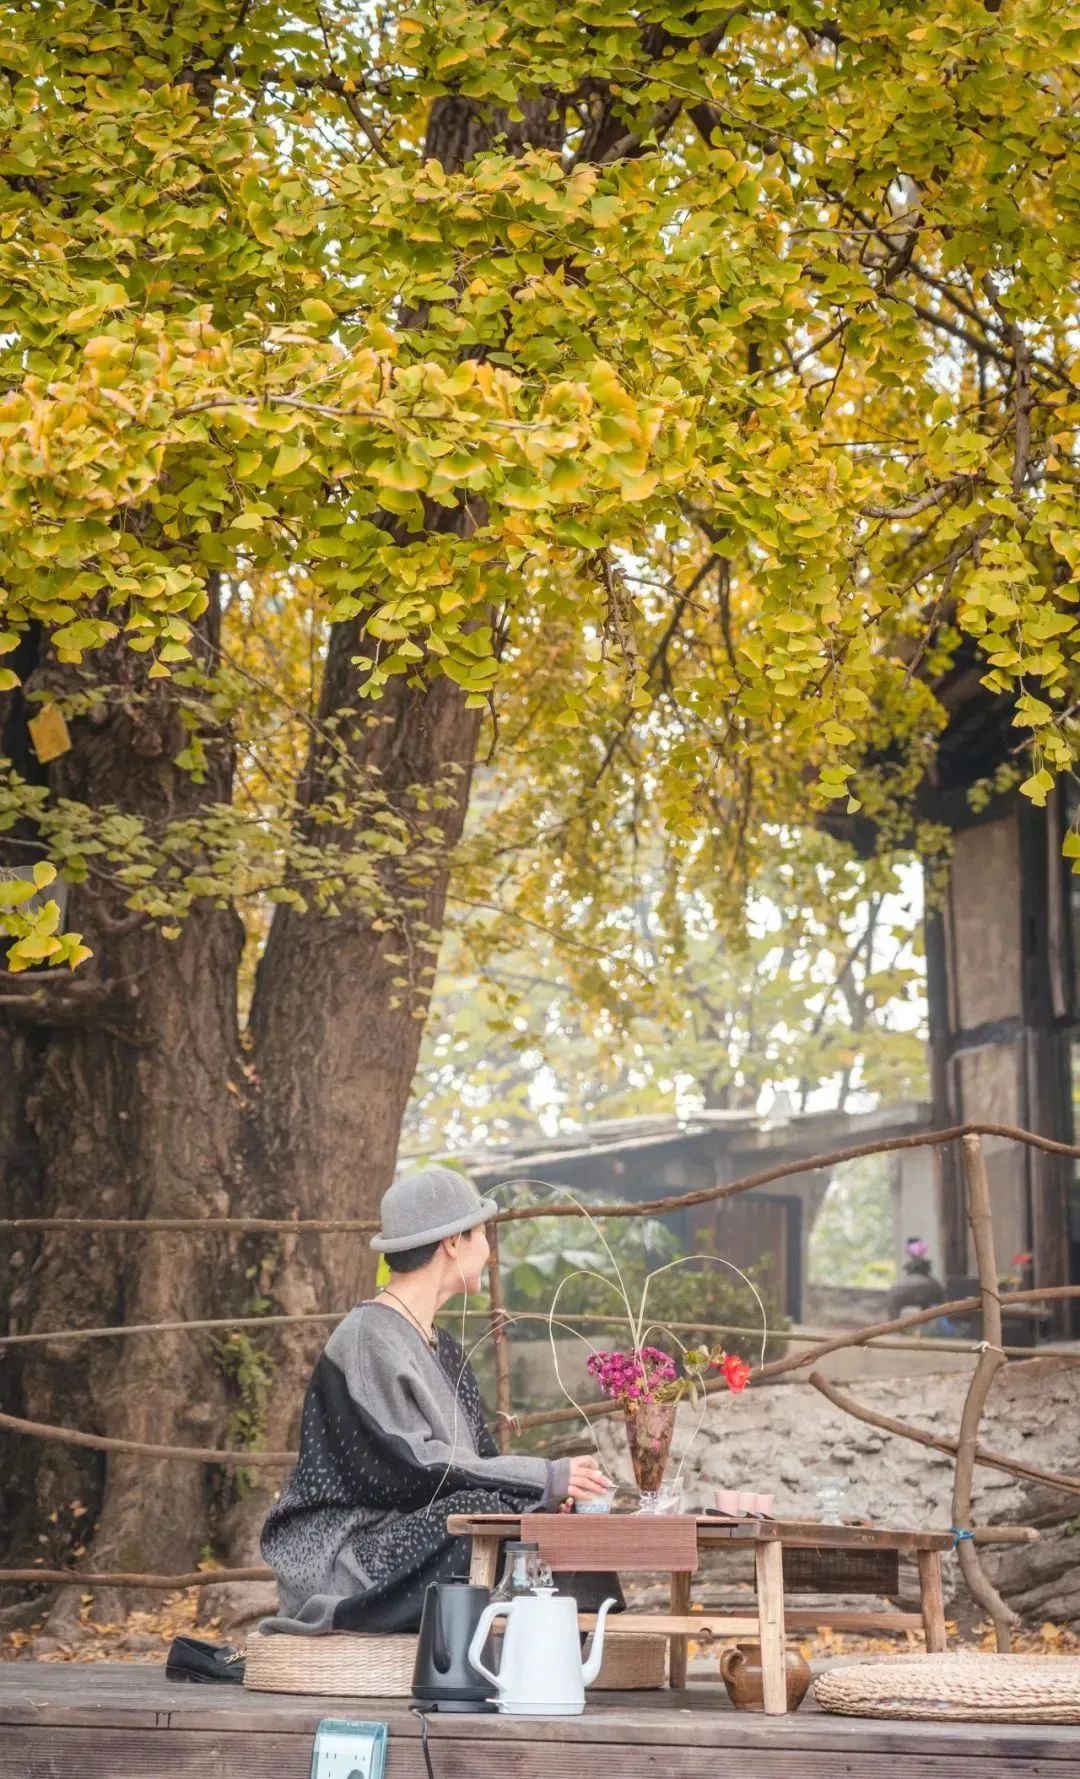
left=721, top=1353, right=751, bottom=1394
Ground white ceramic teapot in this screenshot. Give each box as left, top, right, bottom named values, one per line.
left=467, top=1586, right=617, bottom=1716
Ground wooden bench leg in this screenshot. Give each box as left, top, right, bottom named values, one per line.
left=917, top=1549, right=947, bottom=1653
left=755, top=1541, right=787, bottom=1716
left=469, top=1536, right=502, bottom=1589
left=668, top=1571, right=692, bottom=1690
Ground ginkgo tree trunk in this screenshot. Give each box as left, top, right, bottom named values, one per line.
left=1, top=0, right=1078, bottom=1624
left=0, top=613, right=245, bottom=1617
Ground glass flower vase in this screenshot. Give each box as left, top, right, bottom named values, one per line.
left=623, top=1397, right=678, bottom=1495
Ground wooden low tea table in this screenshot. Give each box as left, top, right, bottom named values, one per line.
left=447, top=1512, right=953, bottom=1715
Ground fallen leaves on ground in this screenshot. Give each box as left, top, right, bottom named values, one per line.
left=1, top=1588, right=215, bottom=1664
left=793, top=1621, right=1080, bottom=1661
left=6, top=1597, right=1079, bottom=1667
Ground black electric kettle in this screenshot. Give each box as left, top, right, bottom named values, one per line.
left=412, top=1577, right=497, bottom=1713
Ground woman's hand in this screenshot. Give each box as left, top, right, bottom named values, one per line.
left=558, top=1453, right=613, bottom=1512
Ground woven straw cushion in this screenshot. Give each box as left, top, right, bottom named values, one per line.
left=245, top=1631, right=418, bottom=1696
left=815, top=1654, right=1080, bottom=1724
left=243, top=1629, right=667, bottom=1697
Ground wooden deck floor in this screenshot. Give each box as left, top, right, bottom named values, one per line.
left=2, top=1661, right=1080, bottom=1778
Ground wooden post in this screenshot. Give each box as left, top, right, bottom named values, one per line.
left=468, top=1536, right=502, bottom=1589
left=917, top=1549, right=947, bottom=1652
left=754, top=1541, right=788, bottom=1716
left=956, top=1134, right=1019, bottom=1652
left=486, top=1219, right=513, bottom=1455
left=668, top=1570, right=692, bottom=1689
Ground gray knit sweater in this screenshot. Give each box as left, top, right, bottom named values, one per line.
left=260, top=1302, right=571, bottom=1633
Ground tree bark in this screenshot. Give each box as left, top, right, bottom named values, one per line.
left=0, top=608, right=244, bottom=1624
left=228, top=623, right=483, bottom=1580
left=0, top=1024, right=59, bottom=1573
left=987, top=1480, right=1080, bottom=1628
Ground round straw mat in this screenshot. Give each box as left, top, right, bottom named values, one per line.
left=815, top=1654, right=1080, bottom=1723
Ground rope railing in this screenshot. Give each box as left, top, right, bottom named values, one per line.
left=3, top=1303, right=1079, bottom=1361
left=2, top=1285, right=1079, bottom=1469
left=1, top=1295, right=1077, bottom=1460
left=0, top=1566, right=274, bottom=1589
left=0, top=1406, right=294, bottom=1466
left=2, top=1119, right=1079, bottom=1237
left=1, top=1123, right=1078, bottom=1636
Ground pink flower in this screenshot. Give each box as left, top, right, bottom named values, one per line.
left=587, top=1345, right=678, bottom=1405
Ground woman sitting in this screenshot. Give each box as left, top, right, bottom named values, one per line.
left=260, top=1166, right=614, bottom=1633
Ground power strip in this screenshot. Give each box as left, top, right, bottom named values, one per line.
left=309, top=1717, right=388, bottom=1779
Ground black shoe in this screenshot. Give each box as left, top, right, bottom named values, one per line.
left=165, top=1635, right=246, bottom=1684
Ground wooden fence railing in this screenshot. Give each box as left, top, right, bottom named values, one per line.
left=2, top=1121, right=1080, bottom=1648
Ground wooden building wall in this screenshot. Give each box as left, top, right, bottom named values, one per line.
left=926, top=793, right=1076, bottom=1323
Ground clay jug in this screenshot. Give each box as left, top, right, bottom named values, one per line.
left=719, top=1642, right=811, bottom=1712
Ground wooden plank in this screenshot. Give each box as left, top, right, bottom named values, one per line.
left=446, top=1515, right=523, bottom=1536
left=752, top=1521, right=953, bottom=1550
left=588, top=1610, right=923, bottom=1636
left=468, top=1535, right=501, bottom=1589
left=382, top=1740, right=1077, bottom=1779
left=391, top=1740, right=1080, bottom=1779
left=447, top=1515, right=956, bottom=1551
left=594, top=1610, right=923, bottom=1641
left=1, top=1724, right=1072, bottom=1779
left=5, top=1668, right=1080, bottom=1765
left=667, top=1571, right=693, bottom=1688
left=533, top=1514, right=698, bottom=1574
left=581, top=1613, right=761, bottom=1638
left=918, top=1549, right=948, bottom=1653
left=585, top=1610, right=922, bottom=1639
left=785, top=1610, right=923, bottom=1634
left=702, top=1523, right=955, bottom=1553
left=0, top=1726, right=314, bottom=1779
left=755, top=1541, right=787, bottom=1716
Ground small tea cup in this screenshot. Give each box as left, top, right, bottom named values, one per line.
left=715, top=1488, right=774, bottom=1517
left=576, top=1488, right=616, bottom=1515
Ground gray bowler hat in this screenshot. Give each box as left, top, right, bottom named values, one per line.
left=371, top=1165, right=498, bottom=1254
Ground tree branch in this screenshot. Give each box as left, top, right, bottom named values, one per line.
left=955, top=1133, right=1018, bottom=1647
left=862, top=477, right=971, bottom=520
left=0, top=975, right=127, bottom=1028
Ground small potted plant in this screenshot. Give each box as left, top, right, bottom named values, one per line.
left=904, top=1237, right=933, bottom=1278
left=886, top=1236, right=945, bottom=1319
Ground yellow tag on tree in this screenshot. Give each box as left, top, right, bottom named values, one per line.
left=27, top=704, right=72, bottom=764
